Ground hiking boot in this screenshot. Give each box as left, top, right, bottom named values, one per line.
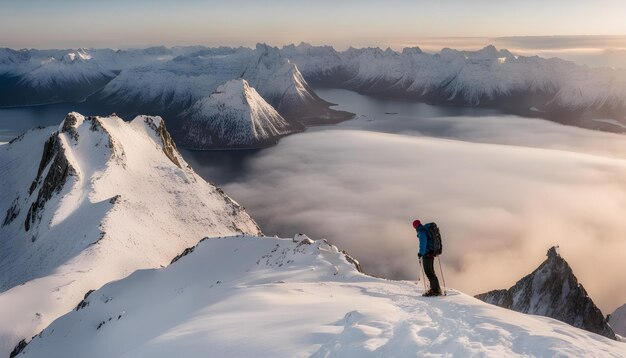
left=423, top=289, right=443, bottom=297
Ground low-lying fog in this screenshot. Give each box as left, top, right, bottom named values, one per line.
left=211, top=89, right=626, bottom=314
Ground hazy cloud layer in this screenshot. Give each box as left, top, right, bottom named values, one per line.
left=223, top=128, right=626, bottom=314
left=400, top=36, right=626, bottom=69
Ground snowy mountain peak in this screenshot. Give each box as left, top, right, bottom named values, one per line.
left=402, top=46, right=423, bottom=55
left=547, top=245, right=561, bottom=258
left=215, top=78, right=252, bottom=99
left=0, top=48, right=30, bottom=69
left=180, top=79, right=293, bottom=148
left=61, top=49, right=92, bottom=63
left=476, top=247, right=616, bottom=340
left=0, top=113, right=260, bottom=357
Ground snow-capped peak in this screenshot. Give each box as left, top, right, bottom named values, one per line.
left=61, top=49, right=92, bottom=63
left=0, top=113, right=260, bottom=357
left=180, top=79, right=293, bottom=148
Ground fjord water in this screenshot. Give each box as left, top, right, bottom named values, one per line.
left=1, top=88, right=625, bottom=314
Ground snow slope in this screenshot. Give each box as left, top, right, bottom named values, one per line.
left=476, top=247, right=615, bottom=340
left=610, top=304, right=626, bottom=337
left=180, top=79, right=293, bottom=148
left=16, top=235, right=626, bottom=357
left=0, top=113, right=261, bottom=357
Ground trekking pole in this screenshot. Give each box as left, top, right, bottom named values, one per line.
left=418, top=257, right=428, bottom=291
left=437, top=256, right=447, bottom=296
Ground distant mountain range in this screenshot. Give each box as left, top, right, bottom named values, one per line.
left=0, top=45, right=352, bottom=148
left=282, top=43, right=626, bottom=131
left=2, top=42, right=626, bottom=148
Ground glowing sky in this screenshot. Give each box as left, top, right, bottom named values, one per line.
left=2, top=0, right=626, bottom=49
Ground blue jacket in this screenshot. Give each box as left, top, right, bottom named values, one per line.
left=417, top=224, right=429, bottom=256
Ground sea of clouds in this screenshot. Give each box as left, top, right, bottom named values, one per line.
left=218, top=93, right=626, bottom=314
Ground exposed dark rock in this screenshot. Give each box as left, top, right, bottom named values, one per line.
left=144, top=117, right=181, bottom=168
left=476, top=246, right=616, bottom=340
left=75, top=289, right=95, bottom=311
left=87, top=116, right=103, bottom=132
left=29, top=134, right=61, bottom=195
left=61, top=113, right=80, bottom=141
left=8, top=132, right=25, bottom=144
left=341, top=250, right=364, bottom=273
left=2, top=197, right=20, bottom=227
left=170, top=246, right=196, bottom=264
left=9, top=339, right=27, bottom=358
left=108, top=195, right=121, bottom=204
left=25, top=133, right=76, bottom=232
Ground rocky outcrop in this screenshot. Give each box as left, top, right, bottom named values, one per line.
left=25, top=133, right=76, bottom=232
left=144, top=116, right=182, bottom=168
left=476, top=247, right=616, bottom=340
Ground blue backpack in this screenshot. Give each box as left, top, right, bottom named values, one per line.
left=424, top=222, right=443, bottom=256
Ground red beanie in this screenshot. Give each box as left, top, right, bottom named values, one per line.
left=412, top=219, right=421, bottom=228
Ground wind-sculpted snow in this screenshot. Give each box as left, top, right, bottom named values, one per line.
left=16, top=235, right=626, bottom=357
left=281, top=43, right=626, bottom=124
left=181, top=79, right=293, bottom=148
left=0, top=113, right=260, bottom=357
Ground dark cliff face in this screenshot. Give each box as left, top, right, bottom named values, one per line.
left=24, top=133, right=76, bottom=233
left=476, top=247, right=616, bottom=340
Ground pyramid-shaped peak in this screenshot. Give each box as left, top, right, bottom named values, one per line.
left=547, top=245, right=560, bottom=258
left=216, top=78, right=250, bottom=95
left=476, top=246, right=616, bottom=340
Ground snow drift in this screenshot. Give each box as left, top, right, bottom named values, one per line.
left=14, top=235, right=626, bottom=357
left=0, top=113, right=261, bottom=357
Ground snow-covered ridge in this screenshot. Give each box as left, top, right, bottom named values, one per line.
left=180, top=79, right=293, bottom=148
left=0, top=113, right=261, bottom=357
left=15, top=235, right=626, bottom=357
left=476, top=246, right=616, bottom=340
